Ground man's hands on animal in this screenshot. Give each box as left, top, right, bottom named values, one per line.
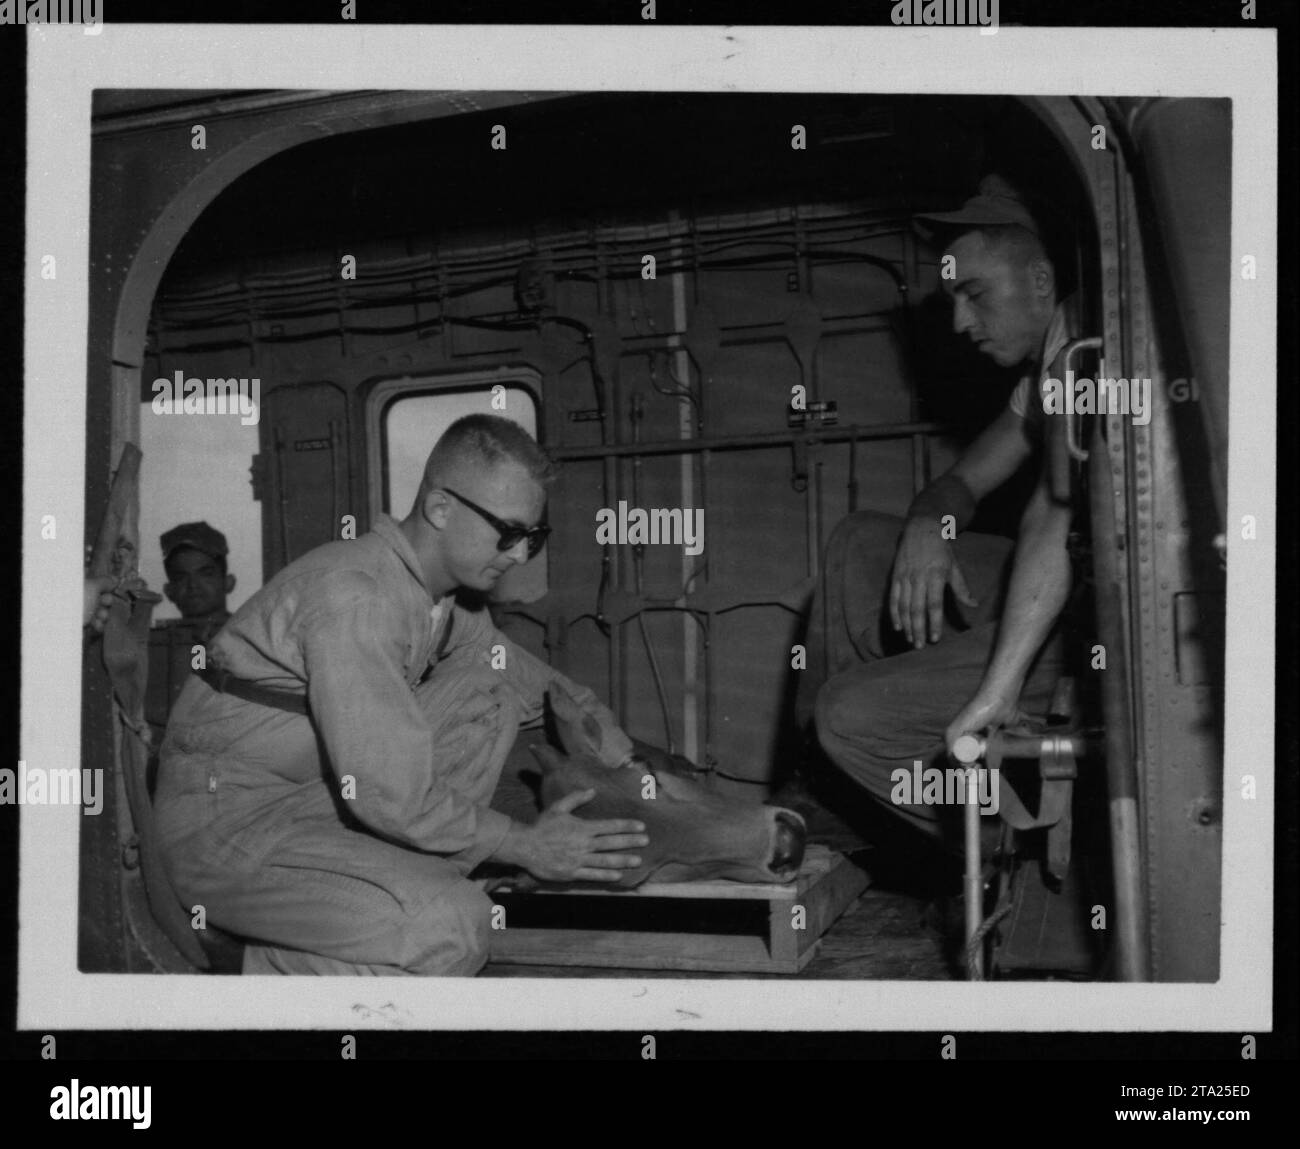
left=890, top=520, right=979, bottom=647
left=496, top=788, right=649, bottom=882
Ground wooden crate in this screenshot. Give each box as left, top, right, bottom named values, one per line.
left=488, top=845, right=870, bottom=974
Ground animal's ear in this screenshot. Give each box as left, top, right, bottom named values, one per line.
left=547, top=685, right=605, bottom=757
left=653, top=768, right=704, bottom=801
left=528, top=743, right=566, bottom=774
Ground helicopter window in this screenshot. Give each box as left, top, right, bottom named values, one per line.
left=138, top=398, right=262, bottom=620
left=380, top=382, right=540, bottom=517
left=375, top=378, right=547, bottom=604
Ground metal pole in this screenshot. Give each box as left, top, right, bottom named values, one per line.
left=964, top=770, right=984, bottom=978
left=550, top=420, right=947, bottom=462
left=1089, top=421, right=1151, bottom=981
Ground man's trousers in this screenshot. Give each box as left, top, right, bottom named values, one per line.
left=805, top=511, right=1066, bottom=846
left=156, top=656, right=521, bottom=977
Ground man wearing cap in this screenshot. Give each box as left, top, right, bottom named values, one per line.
left=159, top=521, right=236, bottom=627
left=153, top=414, right=649, bottom=976
left=145, top=522, right=237, bottom=789
left=807, top=176, right=1078, bottom=849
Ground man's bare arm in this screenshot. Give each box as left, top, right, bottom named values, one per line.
left=948, top=405, right=1037, bottom=509
left=943, top=460, right=1073, bottom=753
left=893, top=406, right=1036, bottom=646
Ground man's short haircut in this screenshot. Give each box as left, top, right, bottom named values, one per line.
left=164, top=547, right=228, bottom=578
left=419, top=414, right=557, bottom=498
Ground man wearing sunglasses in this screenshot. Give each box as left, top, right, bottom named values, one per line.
left=155, top=414, right=647, bottom=976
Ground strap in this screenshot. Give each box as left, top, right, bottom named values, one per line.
left=198, top=605, right=452, bottom=715
left=1046, top=805, right=1074, bottom=885
left=994, top=737, right=1077, bottom=885
left=196, top=666, right=310, bottom=716
left=104, top=582, right=212, bottom=971
left=997, top=774, right=1073, bottom=832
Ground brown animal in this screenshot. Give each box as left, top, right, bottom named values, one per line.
left=530, top=687, right=806, bottom=888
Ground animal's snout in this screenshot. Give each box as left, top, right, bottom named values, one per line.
left=769, top=809, right=807, bottom=880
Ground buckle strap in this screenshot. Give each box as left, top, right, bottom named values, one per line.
left=196, top=666, right=310, bottom=717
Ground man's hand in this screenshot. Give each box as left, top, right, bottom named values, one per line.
left=82, top=576, right=117, bottom=633
left=889, top=520, right=979, bottom=648
left=497, top=790, right=649, bottom=882
left=944, top=683, right=1023, bottom=759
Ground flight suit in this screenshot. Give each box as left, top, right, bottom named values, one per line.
left=154, top=514, right=619, bottom=976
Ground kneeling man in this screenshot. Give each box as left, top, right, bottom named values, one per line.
left=155, top=414, right=648, bottom=975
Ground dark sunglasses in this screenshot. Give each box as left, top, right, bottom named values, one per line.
left=442, top=487, right=551, bottom=559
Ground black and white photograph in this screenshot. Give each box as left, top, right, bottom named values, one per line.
left=15, top=18, right=1281, bottom=1050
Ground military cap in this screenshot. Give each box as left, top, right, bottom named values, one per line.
left=914, top=173, right=1042, bottom=238
left=161, top=521, right=229, bottom=563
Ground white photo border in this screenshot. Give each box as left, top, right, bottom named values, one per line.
left=21, top=22, right=1277, bottom=1031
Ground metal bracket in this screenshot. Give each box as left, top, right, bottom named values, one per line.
left=1061, top=335, right=1104, bottom=461
left=790, top=436, right=809, bottom=492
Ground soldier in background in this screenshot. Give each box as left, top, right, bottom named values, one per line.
left=159, top=521, right=236, bottom=628
left=145, top=522, right=236, bottom=792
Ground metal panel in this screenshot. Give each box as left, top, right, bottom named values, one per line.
left=261, top=382, right=352, bottom=575
left=1120, top=139, right=1224, bottom=983
left=1126, top=99, right=1231, bottom=524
